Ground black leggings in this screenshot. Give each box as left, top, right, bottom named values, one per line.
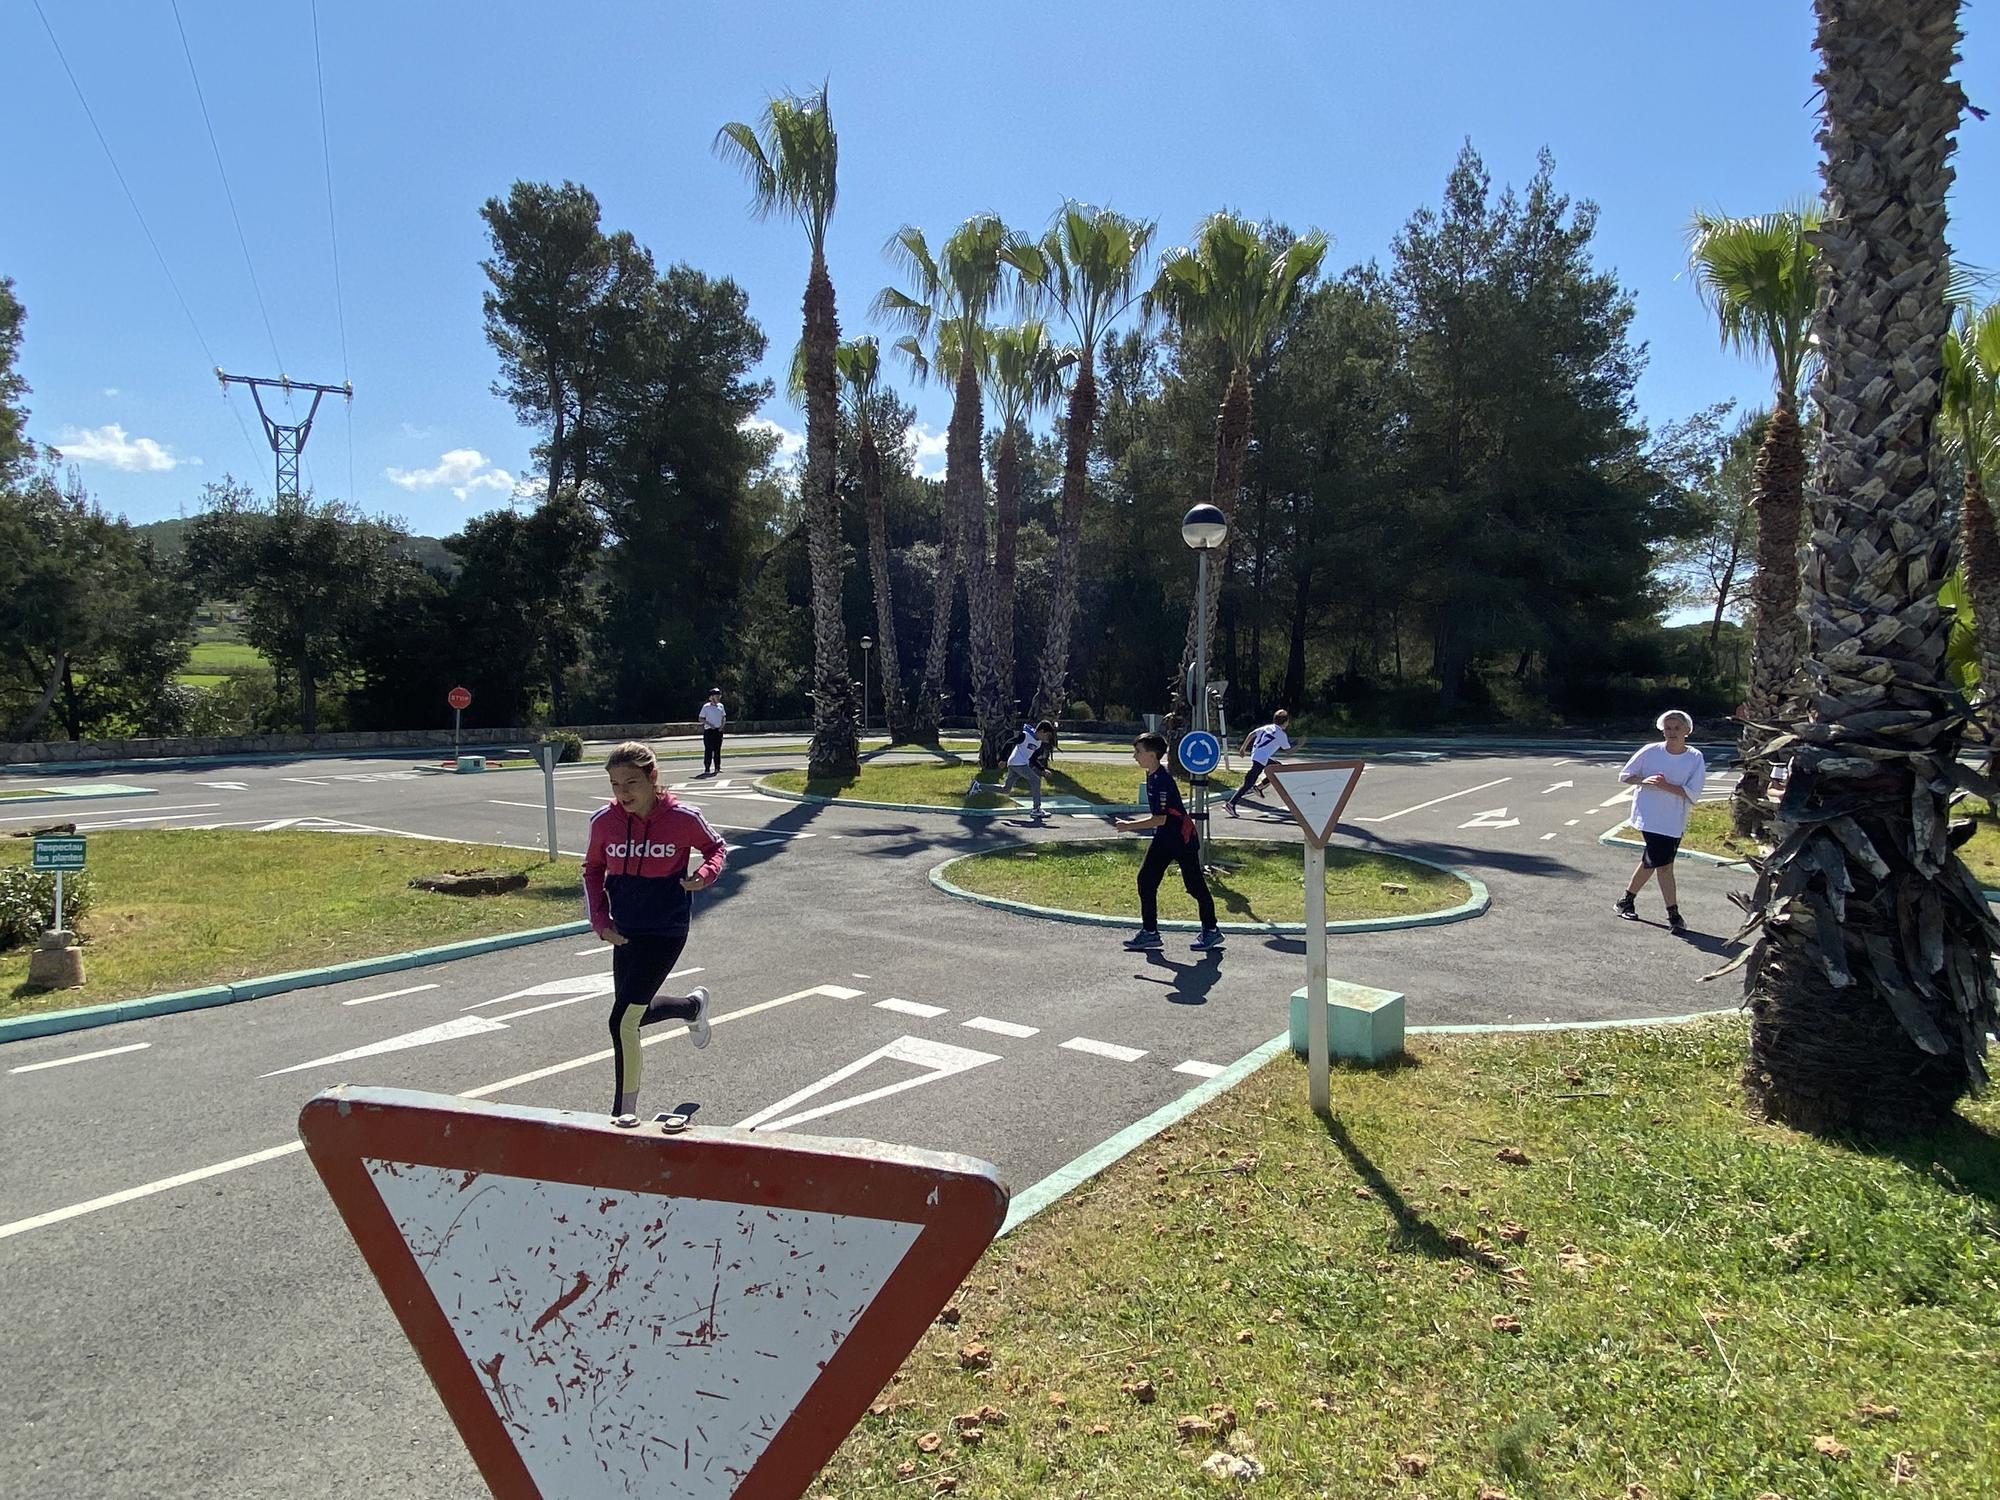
left=1230, top=762, right=1269, bottom=803
left=703, top=727, right=724, bottom=773
left=608, top=932, right=696, bottom=1113
left=1138, top=836, right=1217, bottom=930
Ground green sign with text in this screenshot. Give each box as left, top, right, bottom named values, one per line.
left=31, top=837, right=86, bottom=871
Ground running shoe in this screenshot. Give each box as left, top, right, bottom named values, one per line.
left=1121, top=929, right=1165, bottom=951
left=1614, top=893, right=1638, bottom=921
left=1223, top=801, right=1239, bottom=818
left=688, top=985, right=713, bottom=1049
left=965, top=776, right=983, bottom=797
left=1191, top=929, right=1226, bottom=952
left=1667, top=909, right=1688, bottom=936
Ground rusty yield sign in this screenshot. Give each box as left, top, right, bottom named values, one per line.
left=301, top=1087, right=1008, bottom=1499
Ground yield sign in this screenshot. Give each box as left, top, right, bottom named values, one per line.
left=301, top=1086, right=1007, bottom=1500
left=1263, top=759, right=1366, bottom=846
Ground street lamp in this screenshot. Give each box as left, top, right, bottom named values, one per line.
left=860, top=636, right=874, bottom=736
left=1182, top=503, right=1228, bottom=834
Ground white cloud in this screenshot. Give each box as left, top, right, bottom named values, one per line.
left=102, top=387, right=121, bottom=398
left=743, top=415, right=805, bottom=464
left=905, top=422, right=948, bottom=479
left=54, top=423, right=189, bottom=472
left=400, top=420, right=435, bottom=440
left=384, top=448, right=516, bottom=501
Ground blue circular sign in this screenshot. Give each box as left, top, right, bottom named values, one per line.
left=1179, top=730, right=1222, bottom=775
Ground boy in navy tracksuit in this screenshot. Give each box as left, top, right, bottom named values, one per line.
left=584, top=741, right=727, bottom=1123
left=1114, top=732, right=1223, bottom=952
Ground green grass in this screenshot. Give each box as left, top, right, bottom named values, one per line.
left=766, top=757, right=1239, bottom=810
left=1657, top=800, right=2000, bottom=887
left=816, top=1017, right=2000, bottom=1498
left=185, top=639, right=269, bottom=672
left=0, top=830, right=582, bottom=1019
left=945, top=839, right=1469, bottom=924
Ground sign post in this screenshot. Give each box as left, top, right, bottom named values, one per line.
left=29, top=836, right=88, bottom=990
left=532, top=739, right=560, bottom=862
left=32, top=835, right=86, bottom=931
left=447, top=685, right=473, bottom=754
left=1262, top=761, right=1366, bottom=1116
left=301, top=1087, right=1007, bottom=1500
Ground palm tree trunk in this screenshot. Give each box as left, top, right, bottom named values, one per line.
left=1033, top=353, right=1097, bottom=720
left=915, top=480, right=957, bottom=745
left=1958, top=468, right=2000, bottom=754
left=1738, top=0, right=1996, bottom=1132
left=989, top=425, right=1022, bottom=756
left=947, top=356, right=1010, bottom=771
left=802, top=252, right=858, bottom=779
left=859, top=423, right=909, bottom=742
left=1168, top=362, right=1253, bottom=746
left=1731, top=395, right=1809, bottom=835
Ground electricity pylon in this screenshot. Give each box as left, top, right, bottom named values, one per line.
left=216, top=370, right=351, bottom=501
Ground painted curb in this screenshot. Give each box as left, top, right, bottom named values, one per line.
left=0, top=920, right=593, bottom=1045
left=0, top=785, right=157, bottom=807
left=754, top=775, right=1153, bottom=819
left=927, top=841, right=1490, bottom=935
left=1000, top=1004, right=1747, bottom=1238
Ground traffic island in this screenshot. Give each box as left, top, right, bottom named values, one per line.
left=930, top=838, right=1485, bottom=933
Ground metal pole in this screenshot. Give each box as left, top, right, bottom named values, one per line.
left=862, top=649, right=870, bottom=736
left=1306, top=840, right=1329, bottom=1115
left=543, top=751, right=559, bottom=863
left=54, top=870, right=65, bottom=933
left=454, top=706, right=461, bottom=756
left=1193, top=549, right=1210, bottom=831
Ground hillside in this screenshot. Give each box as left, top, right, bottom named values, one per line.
left=130, top=518, right=457, bottom=575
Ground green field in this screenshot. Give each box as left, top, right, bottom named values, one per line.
left=942, top=839, right=1468, bottom=924
left=1, top=830, right=582, bottom=1018
left=766, top=757, right=1239, bottom=809
left=816, top=1017, right=2000, bottom=1497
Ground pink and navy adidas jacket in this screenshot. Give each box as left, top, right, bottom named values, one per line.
left=582, top=794, right=728, bottom=938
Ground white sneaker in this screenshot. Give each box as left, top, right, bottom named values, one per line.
left=688, top=986, right=712, bottom=1049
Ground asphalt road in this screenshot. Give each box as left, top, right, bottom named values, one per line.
left=0, top=739, right=1750, bottom=1498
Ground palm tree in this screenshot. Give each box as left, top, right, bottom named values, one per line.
left=874, top=216, right=1013, bottom=757
left=715, top=85, right=857, bottom=778
left=1004, top=205, right=1155, bottom=720
left=1735, top=0, right=1996, bottom=1131
left=1686, top=205, right=1821, bottom=834
left=837, top=337, right=912, bottom=742
left=1943, top=302, right=2000, bottom=748
left=982, top=320, right=1073, bottom=763
left=1146, top=213, right=1327, bottom=736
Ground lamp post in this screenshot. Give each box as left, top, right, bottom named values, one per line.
left=1182, top=503, right=1228, bottom=832
left=860, top=636, right=873, bottom=737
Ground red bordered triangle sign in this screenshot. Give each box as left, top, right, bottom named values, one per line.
left=300, top=1087, right=1008, bottom=1500
left=1264, top=759, right=1367, bottom=846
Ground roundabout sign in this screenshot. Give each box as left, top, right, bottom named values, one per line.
left=1178, top=730, right=1222, bottom=776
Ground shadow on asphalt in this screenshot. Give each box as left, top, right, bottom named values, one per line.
left=1134, top=951, right=1225, bottom=1006
left=1341, top=824, right=1610, bottom=882
left=1321, top=1113, right=1516, bottom=1277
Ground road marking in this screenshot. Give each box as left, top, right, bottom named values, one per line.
left=1458, top=807, right=1521, bottom=830
left=1351, top=777, right=1511, bottom=824
left=282, top=776, right=332, bottom=786
left=263, top=1015, right=510, bottom=1076
left=0, top=983, right=865, bottom=1241
left=489, top=799, right=601, bottom=816
left=875, top=998, right=947, bottom=1018
left=1541, top=832, right=1558, bottom=841
left=852, top=973, right=872, bottom=979
left=733, top=1034, right=1000, bottom=1133
left=1542, top=781, right=1574, bottom=793
left=1565, top=819, right=1580, bottom=826
left=963, top=1016, right=1038, bottom=1038
left=197, top=781, right=250, bottom=790
left=341, top=983, right=440, bottom=1007
left=70, top=807, right=228, bottom=829
left=1551, top=758, right=1577, bottom=767
left=1597, top=787, right=1636, bottom=809
left=462, top=969, right=697, bottom=1011
left=1173, top=1059, right=1225, bottom=1080
left=9, top=1041, right=152, bottom=1074
left=1062, top=1037, right=1148, bottom=1063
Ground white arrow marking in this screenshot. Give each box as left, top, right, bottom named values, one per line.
left=262, top=1015, right=509, bottom=1076
left=1541, top=781, right=1574, bottom=793
left=1458, top=807, right=1521, bottom=829
left=734, top=1034, right=999, bottom=1132
left=1597, top=787, right=1636, bottom=809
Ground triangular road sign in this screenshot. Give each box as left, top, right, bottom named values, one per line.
left=1264, top=759, right=1366, bottom=846
left=301, top=1086, right=1008, bottom=1500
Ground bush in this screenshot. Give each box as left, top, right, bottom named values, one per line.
left=544, top=730, right=584, bottom=764
left=0, top=865, right=96, bottom=950
left=1065, top=699, right=1096, bottom=721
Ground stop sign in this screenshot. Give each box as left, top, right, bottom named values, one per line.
left=448, top=686, right=472, bottom=711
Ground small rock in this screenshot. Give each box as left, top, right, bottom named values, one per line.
left=916, top=1432, right=942, bottom=1453
left=1380, top=881, right=1409, bottom=894
left=1089, top=1423, right=1110, bottom=1436
left=934, top=1478, right=957, bottom=1495
left=1812, top=1435, right=1851, bottom=1460
left=1205, top=1404, right=1238, bottom=1434
left=1253, top=1398, right=1277, bottom=1415
left=957, top=1427, right=984, bottom=1446
left=1120, top=1378, right=1157, bottom=1404
left=1199, top=1452, right=1265, bottom=1482
left=1397, top=1453, right=1433, bottom=1476
left=1491, top=1315, right=1523, bottom=1336
left=1235, top=1329, right=1255, bottom=1345
left=895, top=1460, right=917, bottom=1479
left=1499, top=1221, right=1529, bottom=1245
left=868, top=1401, right=892, bottom=1417
left=1176, top=1415, right=1216, bottom=1441
left=975, top=1404, right=1008, bottom=1427
left=1854, top=1401, right=1900, bottom=1424
left=937, top=1304, right=962, bottom=1326
left=1047, top=1392, right=1067, bottom=1409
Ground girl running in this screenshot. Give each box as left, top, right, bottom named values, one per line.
left=583, top=741, right=727, bottom=1124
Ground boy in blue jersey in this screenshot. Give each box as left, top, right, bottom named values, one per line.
left=1113, top=732, right=1223, bottom=952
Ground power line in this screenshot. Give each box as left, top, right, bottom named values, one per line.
left=29, top=0, right=265, bottom=475
left=169, top=0, right=289, bottom=389
left=310, top=0, right=356, bottom=502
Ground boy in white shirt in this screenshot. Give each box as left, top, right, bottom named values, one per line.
left=697, top=689, right=727, bottom=777
left=1614, top=709, right=1706, bottom=935
left=1225, top=708, right=1291, bottom=816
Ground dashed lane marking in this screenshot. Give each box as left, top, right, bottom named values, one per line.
left=963, top=1016, right=1038, bottom=1039
left=875, top=998, right=946, bottom=1018
left=341, top=983, right=440, bottom=1007
left=1173, top=1060, right=1226, bottom=1080
left=10, top=1041, right=152, bottom=1074
left=1062, top=1037, right=1148, bottom=1063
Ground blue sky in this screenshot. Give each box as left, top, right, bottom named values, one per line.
left=4, top=1, right=1994, bottom=537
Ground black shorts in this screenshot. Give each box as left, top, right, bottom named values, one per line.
left=1640, top=831, right=1682, bottom=868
